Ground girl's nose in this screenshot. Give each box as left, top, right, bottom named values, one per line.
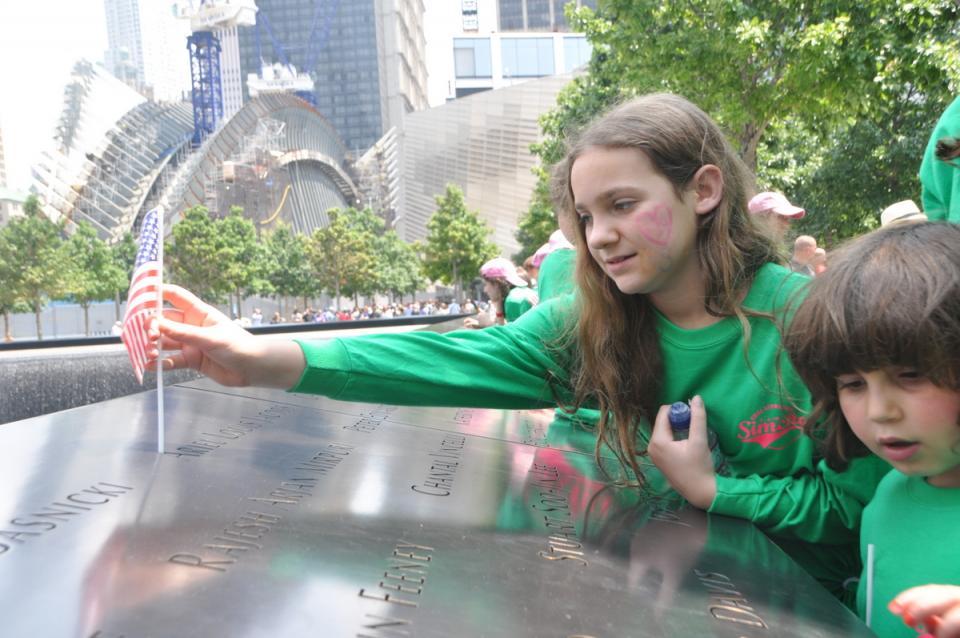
left=587, top=216, right=617, bottom=250
left=867, top=386, right=902, bottom=423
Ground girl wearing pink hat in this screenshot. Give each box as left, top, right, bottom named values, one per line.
left=464, top=257, right=539, bottom=328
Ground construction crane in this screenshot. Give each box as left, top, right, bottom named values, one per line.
left=246, top=0, right=341, bottom=107
left=175, top=0, right=258, bottom=145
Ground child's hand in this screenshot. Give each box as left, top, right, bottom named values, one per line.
left=146, top=284, right=305, bottom=389
left=647, top=395, right=718, bottom=509
left=890, top=585, right=960, bottom=638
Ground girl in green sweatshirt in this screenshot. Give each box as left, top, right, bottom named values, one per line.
left=148, top=93, right=887, bottom=599
left=784, top=222, right=960, bottom=637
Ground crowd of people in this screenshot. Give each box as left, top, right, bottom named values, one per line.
left=142, top=93, right=960, bottom=637
left=234, top=300, right=489, bottom=327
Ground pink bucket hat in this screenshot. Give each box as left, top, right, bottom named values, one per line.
left=480, top=257, right=528, bottom=287
left=748, top=192, right=805, bottom=219
left=531, top=229, right=575, bottom=267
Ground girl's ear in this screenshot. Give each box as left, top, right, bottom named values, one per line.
left=692, top=165, right=724, bottom=215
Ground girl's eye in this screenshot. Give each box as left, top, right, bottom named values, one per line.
left=577, top=213, right=592, bottom=225
left=836, top=376, right=864, bottom=392
left=613, top=200, right=635, bottom=211
left=896, top=369, right=926, bottom=385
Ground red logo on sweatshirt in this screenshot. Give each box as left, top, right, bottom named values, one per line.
left=737, top=405, right=805, bottom=450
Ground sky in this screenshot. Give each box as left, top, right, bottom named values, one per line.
left=0, top=0, right=461, bottom=193
left=0, top=1, right=108, bottom=191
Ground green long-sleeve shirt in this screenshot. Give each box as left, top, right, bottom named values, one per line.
left=292, top=263, right=889, bottom=593
left=921, top=96, right=960, bottom=222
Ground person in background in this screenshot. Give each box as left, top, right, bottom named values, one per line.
left=747, top=191, right=806, bottom=241
left=522, top=255, right=539, bottom=289
left=920, top=96, right=960, bottom=223
left=533, top=228, right=576, bottom=302
left=784, top=222, right=960, bottom=638
left=811, top=248, right=828, bottom=276
left=463, top=257, right=538, bottom=328
left=250, top=308, right=263, bottom=326
left=790, top=235, right=818, bottom=277
left=881, top=200, right=928, bottom=227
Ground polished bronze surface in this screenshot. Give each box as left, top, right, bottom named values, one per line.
left=0, top=380, right=871, bottom=637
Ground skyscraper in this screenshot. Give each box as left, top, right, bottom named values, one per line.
left=104, top=0, right=144, bottom=89
left=237, top=0, right=428, bottom=155
left=103, top=0, right=191, bottom=101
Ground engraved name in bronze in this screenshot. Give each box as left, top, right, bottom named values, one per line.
left=344, top=405, right=397, bottom=434
left=168, top=443, right=353, bottom=572
left=0, top=482, right=133, bottom=556
left=357, top=539, right=435, bottom=634
left=410, top=433, right=466, bottom=496
left=694, top=569, right=769, bottom=630
left=164, top=403, right=291, bottom=458
left=530, top=462, right=588, bottom=566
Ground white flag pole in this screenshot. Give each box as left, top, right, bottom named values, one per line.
left=155, top=206, right=165, bottom=454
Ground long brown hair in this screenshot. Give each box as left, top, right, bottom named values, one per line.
left=783, top=221, right=960, bottom=470
left=551, top=93, right=780, bottom=483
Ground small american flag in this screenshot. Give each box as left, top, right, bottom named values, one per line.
left=121, top=208, right=162, bottom=384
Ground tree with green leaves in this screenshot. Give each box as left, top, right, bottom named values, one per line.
left=567, top=0, right=959, bottom=170
left=1, top=195, right=71, bottom=339
left=65, top=221, right=128, bottom=335
left=308, top=207, right=376, bottom=310
left=111, top=232, right=137, bottom=320
left=166, top=206, right=228, bottom=303
left=524, top=0, right=959, bottom=243
left=261, top=222, right=312, bottom=315
left=0, top=228, right=28, bottom=341
left=216, top=207, right=267, bottom=318
left=423, top=184, right=498, bottom=299
left=340, top=207, right=383, bottom=304
left=513, top=167, right=557, bottom=263
left=376, top=232, right=425, bottom=302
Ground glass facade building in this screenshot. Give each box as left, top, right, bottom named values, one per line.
left=383, top=73, right=572, bottom=255
left=237, top=0, right=427, bottom=156
left=496, top=0, right=597, bottom=32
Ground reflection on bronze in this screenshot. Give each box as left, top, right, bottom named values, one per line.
left=0, top=380, right=872, bottom=636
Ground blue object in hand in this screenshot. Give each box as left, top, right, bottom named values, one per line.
left=668, top=401, right=691, bottom=440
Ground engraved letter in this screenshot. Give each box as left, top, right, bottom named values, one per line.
left=168, top=553, right=233, bottom=572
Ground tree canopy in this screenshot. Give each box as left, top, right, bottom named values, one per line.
left=519, top=0, right=960, bottom=243
left=423, top=184, right=499, bottom=297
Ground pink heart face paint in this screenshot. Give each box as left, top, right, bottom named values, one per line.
left=635, top=203, right=673, bottom=247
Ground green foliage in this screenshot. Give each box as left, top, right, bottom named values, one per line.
left=261, top=222, right=312, bottom=302
left=65, top=222, right=128, bottom=335
left=423, top=184, right=498, bottom=295
left=166, top=206, right=228, bottom=303
left=0, top=195, right=70, bottom=338
left=217, top=208, right=267, bottom=316
left=528, top=0, right=960, bottom=244
left=0, top=228, right=29, bottom=340
left=376, top=232, right=425, bottom=300
left=112, top=232, right=137, bottom=281
left=308, top=207, right=378, bottom=309
left=513, top=167, right=558, bottom=262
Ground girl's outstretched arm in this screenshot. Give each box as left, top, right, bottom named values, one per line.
left=890, top=585, right=960, bottom=638
left=146, top=284, right=306, bottom=389
left=647, top=395, right=717, bottom=509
